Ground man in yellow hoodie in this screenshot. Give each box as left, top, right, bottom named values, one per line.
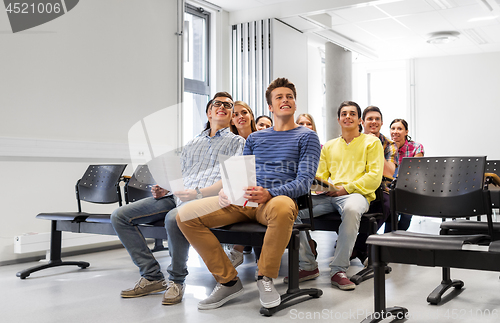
left=296, top=100, right=384, bottom=291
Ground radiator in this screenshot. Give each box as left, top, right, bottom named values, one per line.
left=14, top=232, right=120, bottom=254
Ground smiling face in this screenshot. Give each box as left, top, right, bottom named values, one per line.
left=207, top=97, right=233, bottom=128
left=338, top=105, right=361, bottom=131
left=362, top=111, right=382, bottom=136
left=232, top=104, right=252, bottom=132
left=268, top=87, right=296, bottom=118
left=390, top=121, right=408, bottom=146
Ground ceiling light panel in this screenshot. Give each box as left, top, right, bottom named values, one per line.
left=397, top=11, right=457, bottom=35
left=437, top=4, right=497, bottom=28
left=462, top=27, right=490, bottom=43
left=479, top=23, right=500, bottom=41
left=377, top=0, right=436, bottom=16
left=356, top=18, right=415, bottom=39
left=426, top=0, right=458, bottom=10
left=329, top=5, right=388, bottom=23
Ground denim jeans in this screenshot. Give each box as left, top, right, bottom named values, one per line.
left=297, top=193, right=369, bottom=274
left=110, top=195, right=190, bottom=284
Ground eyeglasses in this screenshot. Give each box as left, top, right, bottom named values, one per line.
left=212, top=100, right=234, bottom=110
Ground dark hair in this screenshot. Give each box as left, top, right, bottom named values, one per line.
left=230, top=101, right=257, bottom=135
left=390, top=118, right=412, bottom=142
left=362, top=105, right=383, bottom=121
left=265, top=78, right=297, bottom=106
left=337, top=101, right=362, bottom=132
left=256, top=115, right=273, bottom=125
left=204, top=92, right=233, bottom=131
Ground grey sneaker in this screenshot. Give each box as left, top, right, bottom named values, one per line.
left=162, top=281, right=185, bottom=305
left=121, top=277, right=167, bottom=298
left=257, top=276, right=281, bottom=308
left=227, top=249, right=244, bottom=268
left=198, top=278, right=244, bottom=310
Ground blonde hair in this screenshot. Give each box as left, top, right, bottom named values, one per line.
left=230, top=101, right=257, bottom=134
left=296, top=113, right=317, bottom=132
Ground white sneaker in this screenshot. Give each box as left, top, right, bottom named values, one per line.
left=257, top=276, right=281, bottom=308
left=198, top=278, right=244, bottom=310
left=227, top=249, right=244, bottom=268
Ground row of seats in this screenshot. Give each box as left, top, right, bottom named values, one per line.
left=17, top=158, right=500, bottom=319
left=362, top=157, right=500, bottom=323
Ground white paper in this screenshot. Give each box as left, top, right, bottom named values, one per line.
left=146, top=150, right=185, bottom=193
left=220, top=155, right=258, bottom=207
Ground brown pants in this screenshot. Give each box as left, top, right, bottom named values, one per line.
left=176, top=195, right=297, bottom=283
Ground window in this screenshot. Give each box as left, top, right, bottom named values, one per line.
left=184, top=4, right=210, bottom=143
left=353, top=59, right=409, bottom=136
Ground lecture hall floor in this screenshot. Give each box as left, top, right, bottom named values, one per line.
left=2, top=218, right=500, bottom=323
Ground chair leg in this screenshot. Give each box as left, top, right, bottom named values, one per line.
left=426, top=267, right=464, bottom=305
left=16, top=221, right=90, bottom=279
left=150, top=239, right=168, bottom=252
left=351, top=216, right=392, bottom=285
left=360, top=245, right=407, bottom=323
left=259, top=230, right=323, bottom=316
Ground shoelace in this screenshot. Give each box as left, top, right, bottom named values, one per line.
left=167, top=281, right=179, bottom=293
left=262, top=279, right=272, bottom=292
left=209, top=283, right=222, bottom=296
left=137, top=278, right=149, bottom=289
left=337, top=273, right=348, bottom=279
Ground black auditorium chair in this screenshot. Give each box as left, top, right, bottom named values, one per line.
left=210, top=193, right=323, bottom=316
left=124, top=164, right=167, bottom=252
left=439, top=159, right=500, bottom=239
left=362, top=156, right=499, bottom=323
left=16, top=164, right=127, bottom=279
left=301, top=184, right=391, bottom=285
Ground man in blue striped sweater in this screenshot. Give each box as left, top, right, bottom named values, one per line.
left=176, top=78, right=321, bottom=310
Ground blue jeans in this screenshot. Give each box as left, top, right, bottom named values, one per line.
left=110, top=196, right=190, bottom=284
left=297, top=193, right=369, bottom=274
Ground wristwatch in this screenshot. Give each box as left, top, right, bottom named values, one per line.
left=195, top=187, right=203, bottom=199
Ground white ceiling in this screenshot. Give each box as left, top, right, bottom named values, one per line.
left=205, top=0, right=500, bottom=60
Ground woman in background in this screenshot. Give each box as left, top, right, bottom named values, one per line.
left=227, top=101, right=259, bottom=269
left=296, top=113, right=317, bottom=132
left=255, top=115, right=273, bottom=131
left=385, top=118, right=424, bottom=232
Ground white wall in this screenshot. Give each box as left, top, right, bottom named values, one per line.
left=271, top=19, right=308, bottom=117
left=0, top=0, right=180, bottom=263
left=414, top=52, right=500, bottom=159
left=307, top=39, right=326, bottom=143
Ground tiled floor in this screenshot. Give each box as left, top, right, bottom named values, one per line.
left=2, top=217, right=500, bottom=323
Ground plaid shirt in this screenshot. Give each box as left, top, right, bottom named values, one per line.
left=397, top=139, right=424, bottom=166
left=379, top=133, right=398, bottom=193
left=178, top=127, right=245, bottom=206
left=379, top=133, right=398, bottom=167
left=393, top=139, right=424, bottom=178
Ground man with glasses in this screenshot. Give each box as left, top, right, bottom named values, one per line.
left=176, top=78, right=321, bottom=310
left=111, top=92, right=245, bottom=305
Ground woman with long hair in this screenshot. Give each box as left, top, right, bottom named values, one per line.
left=296, top=113, right=317, bottom=132
left=230, top=101, right=257, bottom=139
left=385, top=118, right=424, bottom=232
